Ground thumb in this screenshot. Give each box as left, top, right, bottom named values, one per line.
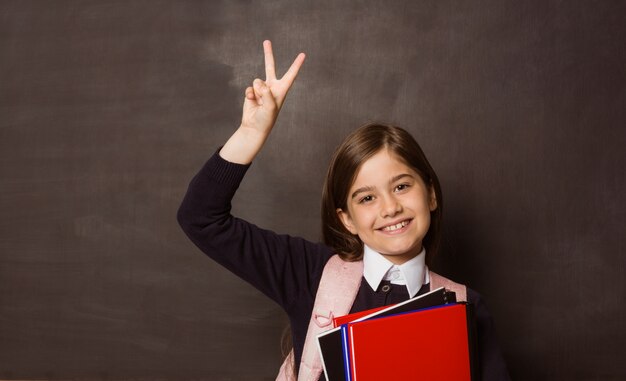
left=253, top=79, right=277, bottom=110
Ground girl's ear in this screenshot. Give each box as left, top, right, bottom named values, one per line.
left=336, top=208, right=357, bottom=235
left=428, top=185, right=438, bottom=212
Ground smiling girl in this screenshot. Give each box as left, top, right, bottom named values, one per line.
left=177, top=40, right=509, bottom=380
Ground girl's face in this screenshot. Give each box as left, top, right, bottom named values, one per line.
left=337, top=149, right=437, bottom=265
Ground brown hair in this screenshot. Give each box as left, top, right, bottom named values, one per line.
left=321, top=123, right=443, bottom=265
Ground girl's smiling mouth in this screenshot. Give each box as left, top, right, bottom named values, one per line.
left=378, top=219, right=412, bottom=233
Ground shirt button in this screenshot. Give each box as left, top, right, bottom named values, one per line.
left=391, top=272, right=400, bottom=280
left=381, top=285, right=391, bottom=292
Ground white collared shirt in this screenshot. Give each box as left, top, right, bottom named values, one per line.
left=362, top=244, right=429, bottom=298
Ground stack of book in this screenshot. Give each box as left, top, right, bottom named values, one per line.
left=316, top=287, right=478, bottom=381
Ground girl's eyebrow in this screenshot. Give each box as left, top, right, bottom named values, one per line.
left=351, top=185, right=375, bottom=200
left=350, top=174, right=414, bottom=200
left=390, top=173, right=412, bottom=183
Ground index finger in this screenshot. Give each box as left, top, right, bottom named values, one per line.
left=280, top=52, right=306, bottom=87
left=264, top=40, right=276, bottom=81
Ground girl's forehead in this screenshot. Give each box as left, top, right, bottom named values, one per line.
left=351, top=149, right=417, bottom=184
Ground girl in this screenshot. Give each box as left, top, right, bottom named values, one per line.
left=177, top=40, right=509, bottom=380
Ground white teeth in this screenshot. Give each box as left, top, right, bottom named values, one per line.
left=382, top=220, right=409, bottom=232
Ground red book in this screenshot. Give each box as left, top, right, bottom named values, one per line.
left=345, top=303, right=477, bottom=381
left=318, top=288, right=458, bottom=381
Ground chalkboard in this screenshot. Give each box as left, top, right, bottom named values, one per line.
left=1, top=1, right=624, bottom=380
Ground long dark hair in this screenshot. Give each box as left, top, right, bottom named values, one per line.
left=321, top=123, right=443, bottom=266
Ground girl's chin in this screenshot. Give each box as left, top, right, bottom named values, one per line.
left=378, top=246, right=424, bottom=263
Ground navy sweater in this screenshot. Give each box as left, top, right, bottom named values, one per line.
left=177, top=152, right=510, bottom=380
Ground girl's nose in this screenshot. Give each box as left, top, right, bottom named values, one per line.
left=380, top=195, right=402, bottom=217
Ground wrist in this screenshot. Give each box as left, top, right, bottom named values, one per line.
left=219, top=126, right=269, bottom=164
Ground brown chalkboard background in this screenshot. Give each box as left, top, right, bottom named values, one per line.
left=1, top=1, right=624, bottom=380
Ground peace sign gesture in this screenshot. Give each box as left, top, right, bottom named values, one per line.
left=221, top=41, right=305, bottom=164
left=241, top=40, right=306, bottom=134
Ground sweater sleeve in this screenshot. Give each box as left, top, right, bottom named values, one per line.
left=467, top=288, right=511, bottom=381
left=176, top=151, right=333, bottom=313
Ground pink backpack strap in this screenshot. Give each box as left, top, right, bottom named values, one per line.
left=276, top=350, right=296, bottom=381
left=276, top=255, right=363, bottom=381
left=429, top=270, right=467, bottom=302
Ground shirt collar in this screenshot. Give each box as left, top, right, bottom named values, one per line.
left=362, top=244, right=428, bottom=298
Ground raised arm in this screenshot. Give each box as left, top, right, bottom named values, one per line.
left=177, top=41, right=332, bottom=312
left=219, top=40, right=306, bottom=164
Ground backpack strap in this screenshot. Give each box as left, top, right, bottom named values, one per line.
left=276, top=255, right=363, bottom=381
left=276, top=351, right=296, bottom=381
left=429, top=270, right=467, bottom=302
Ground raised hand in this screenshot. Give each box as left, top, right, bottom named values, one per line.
left=240, top=40, right=306, bottom=134
left=221, top=40, right=306, bottom=164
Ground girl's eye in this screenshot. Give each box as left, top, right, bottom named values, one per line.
left=359, top=195, right=374, bottom=204
left=395, top=183, right=410, bottom=192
